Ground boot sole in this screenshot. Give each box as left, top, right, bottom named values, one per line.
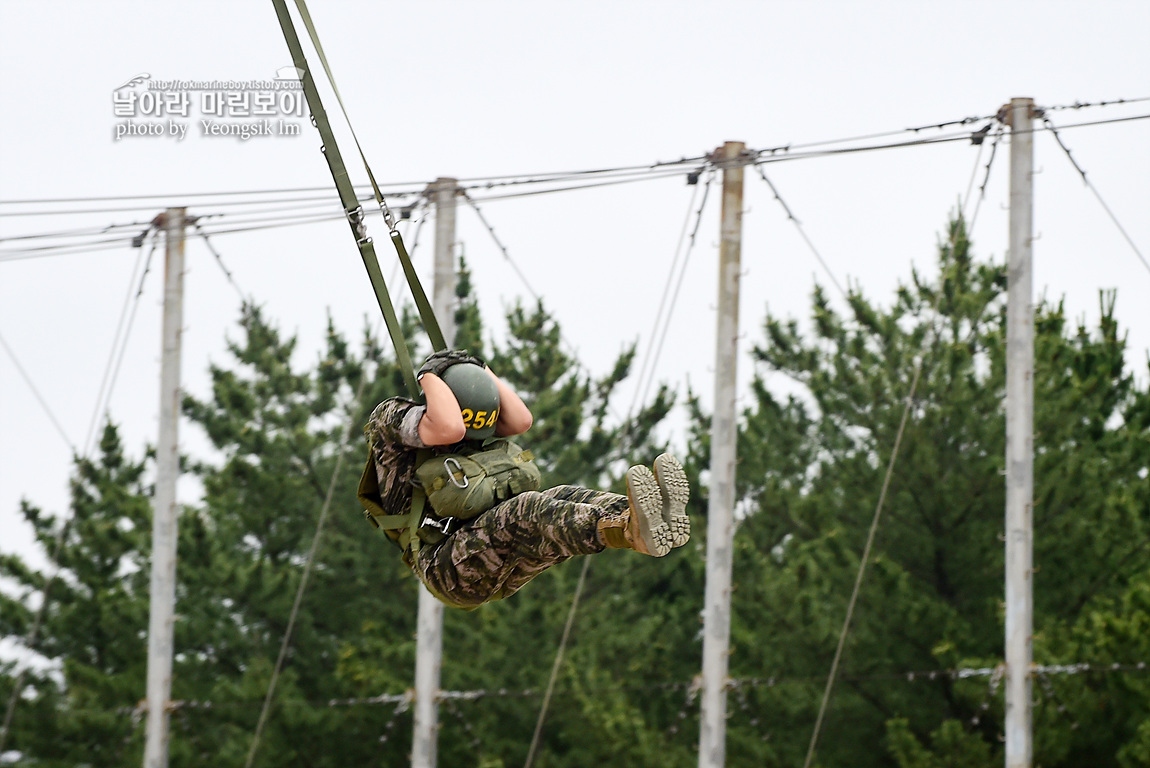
left=653, top=454, right=691, bottom=548
left=626, top=466, right=672, bottom=557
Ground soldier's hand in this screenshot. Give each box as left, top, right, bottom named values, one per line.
left=417, top=349, right=486, bottom=380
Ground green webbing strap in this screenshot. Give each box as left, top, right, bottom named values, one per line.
left=270, top=0, right=441, bottom=398
left=290, top=0, right=446, bottom=354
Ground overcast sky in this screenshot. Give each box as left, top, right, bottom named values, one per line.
left=2, top=1, right=1148, bottom=571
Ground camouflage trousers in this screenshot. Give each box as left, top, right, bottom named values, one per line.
left=414, top=485, right=630, bottom=609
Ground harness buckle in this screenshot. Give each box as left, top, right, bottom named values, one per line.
left=421, top=514, right=465, bottom=536
left=444, top=457, right=469, bottom=488
left=346, top=206, right=369, bottom=243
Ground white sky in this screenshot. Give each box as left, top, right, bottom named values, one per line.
left=2, top=1, right=1149, bottom=570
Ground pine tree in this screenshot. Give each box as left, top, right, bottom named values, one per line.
left=697, top=216, right=1150, bottom=767
left=0, top=424, right=152, bottom=765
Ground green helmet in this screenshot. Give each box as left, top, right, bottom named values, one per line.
left=440, top=362, right=500, bottom=440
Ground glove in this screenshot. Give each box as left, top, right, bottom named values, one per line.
left=417, top=349, right=486, bottom=380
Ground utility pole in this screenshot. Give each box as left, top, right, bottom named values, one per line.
left=412, top=177, right=456, bottom=768
left=143, top=207, right=186, bottom=768
left=1004, top=97, right=1035, bottom=768
left=698, top=142, right=745, bottom=768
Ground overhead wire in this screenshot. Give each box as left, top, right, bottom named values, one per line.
left=625, top=172, right=707, bottom=423
left=81, top=230, right=158, bottom=456
left=524, top=171, right=714, bottom=766
left=7, top=112, right=1148, bottom=265
left=2, top=109, right=1145, bottom=223
left=243, top=379, right=366, bottom=768
left=1041, top=96, right=1150, bottom=112
left=1040, top=114, right=1150, bottom=279
left=0, top=330, right=76, bottom=452
left=3, top=100, right=1147, bottom=757
left=191, top=218, right=247, bottom=300
left=755, top=113, right=996, bottom=157
left=243, top=199, right=427, bottom=766
left=0, top=228, right=162, bottom=755
left=460, top=192, right=541, bottom=300
left=967, top=126, right=1005, bottom=232
left=798, top=120, right=1003, bottom=768
left=0, top=189, right=422, bottom=218
left=754, top=166, right=847, bottom=299
left=522, top=556, right=590, bottom=768
left=0, top=174, right=694, bottom=263
left=633, top=171, right=714, bottom=417
left=43, top=658, right=1150, bottom=720
left=0, top=221, right=151, bottom=244
left=457, top=190, right=626, bottom=427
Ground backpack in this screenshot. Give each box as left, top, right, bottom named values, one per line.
left=414, top=439, right=541, bottom=520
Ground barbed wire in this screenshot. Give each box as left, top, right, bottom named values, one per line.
left=19, top=659, right=1141, bottom=722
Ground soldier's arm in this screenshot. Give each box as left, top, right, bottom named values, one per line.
left=485, top=367, right=533, bottom=436
left=417, top=373, right=468, bottom=445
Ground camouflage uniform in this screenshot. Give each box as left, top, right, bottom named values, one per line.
left=364, top=398, right=629, bottom=609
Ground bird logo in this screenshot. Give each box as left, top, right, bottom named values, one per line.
left=114, top=73, right=151, bottom=91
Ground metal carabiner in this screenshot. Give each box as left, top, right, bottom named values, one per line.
left=444, top=457, right=469, bottom=489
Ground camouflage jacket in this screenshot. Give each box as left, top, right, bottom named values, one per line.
left=363, top=397, right=428, bottom=518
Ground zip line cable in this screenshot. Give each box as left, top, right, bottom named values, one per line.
left=0, top=331, right=76, bottom=452
left=2, top=108, right=1146, bottom=223
left=626, top=174, right=706, bottom=425
left=458, top=191, right=615, bottom=400
left=0, top=190, right=423, bottom=218
left=801, top=369, right=919, bottom=768
left=81, top=231, right=158, bottom=456
left=523, top=556, right=590, bottom=768
left=0, top=221, right=152, bottom=244
left=0, top=95, right=1135, bottom=211
left=243, top=366, right=372, bottom=768
left=524, top=171, right=713, bottom=767
left=192, top=219, right=248, bottom=300
left=754, top=166, right=848, bottom=300
left=754, top=114, right=996, bottom=158
left=800, top=130, right=1001, bottom=768
left=42, top=658, right=1150, bottom=721
left=0, top=171, right=692, bottom=260
left=245, top=197, right=429, bottom=764
left=1041, top=95, right=1150, bottom=112
left=460, top=192, right=541, bottom=301
left=1041, top=115, right=1150, bottom=279
left=967, top=126, right=1005, bottom=232
left=0, top=230, right=163, bottom=754
left=6, top=113, right=1149, bottom=264
left=1, top=99, right=1145, bottom=756
left=636, top=171, right=713, bottom=415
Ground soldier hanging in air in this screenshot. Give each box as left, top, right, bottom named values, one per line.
left=358, top=349, right=691, bottom=609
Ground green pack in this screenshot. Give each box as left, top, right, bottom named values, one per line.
left=414, top=439, right=541, bottom=520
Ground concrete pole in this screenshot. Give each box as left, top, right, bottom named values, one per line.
left=411, top=178, right=456, bottom=768
left=1004, top=98, right=1035, bottom=768
left=432, top=177, right=458, bottom=347
left=698, top=142, right=745, bottom=768
left=142, top=208, right=186, bottom=768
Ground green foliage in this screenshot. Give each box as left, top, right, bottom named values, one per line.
left=0, top=423, right=151, bottom=765
left=689, top=214, right=1150, bottom=767
left=4, top=214, right=1148, bottom=766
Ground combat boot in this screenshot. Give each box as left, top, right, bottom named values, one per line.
left=597, top=465, right=673, bottom=557
left=653, top=454, right=691, bottom=548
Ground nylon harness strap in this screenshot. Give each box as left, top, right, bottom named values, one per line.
left=270, top=0, right=442, bottom=557
left=271, top=0, right=443, bottom=399
left=289, top=0, right=445, bottom=357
